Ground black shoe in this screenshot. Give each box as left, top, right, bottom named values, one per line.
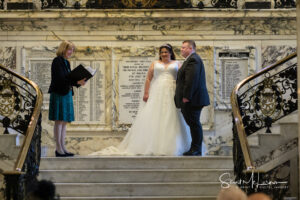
left=183, top=149, right=202, bottom=156
left=64, top=152, right=74, bottom=157
left=55, top=151, right=67, bottom=157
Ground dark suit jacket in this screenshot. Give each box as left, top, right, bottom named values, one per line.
left=48, top=56, right=78, bottom=96
left=175, top=52, right=210, bottom=109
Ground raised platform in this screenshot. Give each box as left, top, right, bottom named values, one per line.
left=39, top=156, right=234, bottom=199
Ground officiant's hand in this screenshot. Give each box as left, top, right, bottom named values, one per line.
left=143, top=94, right=149, bottom=102
left=77, top=78, right=86, bottom=86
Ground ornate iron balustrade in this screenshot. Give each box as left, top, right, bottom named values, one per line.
left=0, top=64, right=43, bottom=200
left=41, top=0, right=193, bottom=9
left=239, top=57, right=297, bottom=136
left=0, top=73, right=36, bottom=135
left=211, top=0, right=237, bottom=8
left=2, top=0, right=296, bottom=9
left=274, top=0, right=296, bottom=8
left=230, top=53, right=297, bottom=198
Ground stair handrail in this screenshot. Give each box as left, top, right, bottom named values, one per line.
left=0, top=64, right=43, bottom=173
left=230, top=52, right=297, bottom=170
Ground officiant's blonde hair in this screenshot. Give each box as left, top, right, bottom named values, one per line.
left=56, top=40, right=75, bottom=57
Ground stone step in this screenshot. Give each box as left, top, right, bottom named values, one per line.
left=279, top=123, right=298, bottom=138
left=55, top=182, right=221, bottom=197
left=276, top=111, right=298, bottom=124
left=261, top=124, right=297, bottom=148
left=249, top=111, right=297, bottom=139
left=250, top=131, right=298, bottom=161
left=39, top=169, right=233, bottom=183
left=40, top=156, right=233, bottom=170
left=257, top=143, right=298, bottom=171
left=249, top=112, right=298, bottom=161
left=59, top=196, right=216, bottom=200
left=258, top=134, right=285, bottom=147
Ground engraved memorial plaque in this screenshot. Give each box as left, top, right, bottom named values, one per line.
left=215, top=50, right=251, bottom=109
left=118, top=57, right=153, bottom=124
left=221, top=59, right=248, bottom=100
left=73, top=60, right=106, bottom=124
left=29, top=59, right=52, bottom=106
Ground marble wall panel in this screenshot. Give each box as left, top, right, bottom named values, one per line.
left=0, top=47, right=16, bottom=69
left=261, top=45, right=297, bottom=68
left=205, top=109, right=238, bottom=156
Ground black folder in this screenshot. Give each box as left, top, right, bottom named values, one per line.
left=68, top=64, right=97, bottom=82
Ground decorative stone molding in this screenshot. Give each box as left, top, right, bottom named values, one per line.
left=0, top=9, right=296, bottom=19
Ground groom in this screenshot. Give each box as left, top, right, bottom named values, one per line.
left=175, top=40, right=210, bottom=156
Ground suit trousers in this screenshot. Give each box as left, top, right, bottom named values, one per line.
left=181, top=104, right=203, bottom=151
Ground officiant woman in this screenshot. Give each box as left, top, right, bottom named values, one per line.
left=48, top=40, right=86, bottom=157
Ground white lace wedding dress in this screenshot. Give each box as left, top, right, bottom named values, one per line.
left=90, top=61, right=192, bottom=156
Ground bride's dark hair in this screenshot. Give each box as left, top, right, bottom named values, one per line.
left=159, top=44, right=176, bottom=60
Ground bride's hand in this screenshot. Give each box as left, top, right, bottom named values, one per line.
left=143, top=94, right=149, bottom=102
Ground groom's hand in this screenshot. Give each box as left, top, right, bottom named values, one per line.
left=182, top=98, right=189, bottom=103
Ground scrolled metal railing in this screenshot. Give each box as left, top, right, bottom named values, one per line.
left=230, top=52, right=297, bottom=197
left=0, top=64, right=43, bottom=200
left=231, top=52, right=297, bottom=170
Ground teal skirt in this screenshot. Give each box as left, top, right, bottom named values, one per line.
left=48, top=91, right=75, bottom=122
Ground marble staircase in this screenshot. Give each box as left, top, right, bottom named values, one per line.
left=39, top=156, right=234, bottom=200
left=248, top=112, right=298, bottom=161
left=247, top=112, right=298, bottom=198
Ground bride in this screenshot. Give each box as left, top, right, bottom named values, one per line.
left=90, top=44, right=192, bottom=156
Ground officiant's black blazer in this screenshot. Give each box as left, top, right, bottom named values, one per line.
left=48, top=56, right=79, bottom=96
left=174, top=53, right=210, bottom=109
